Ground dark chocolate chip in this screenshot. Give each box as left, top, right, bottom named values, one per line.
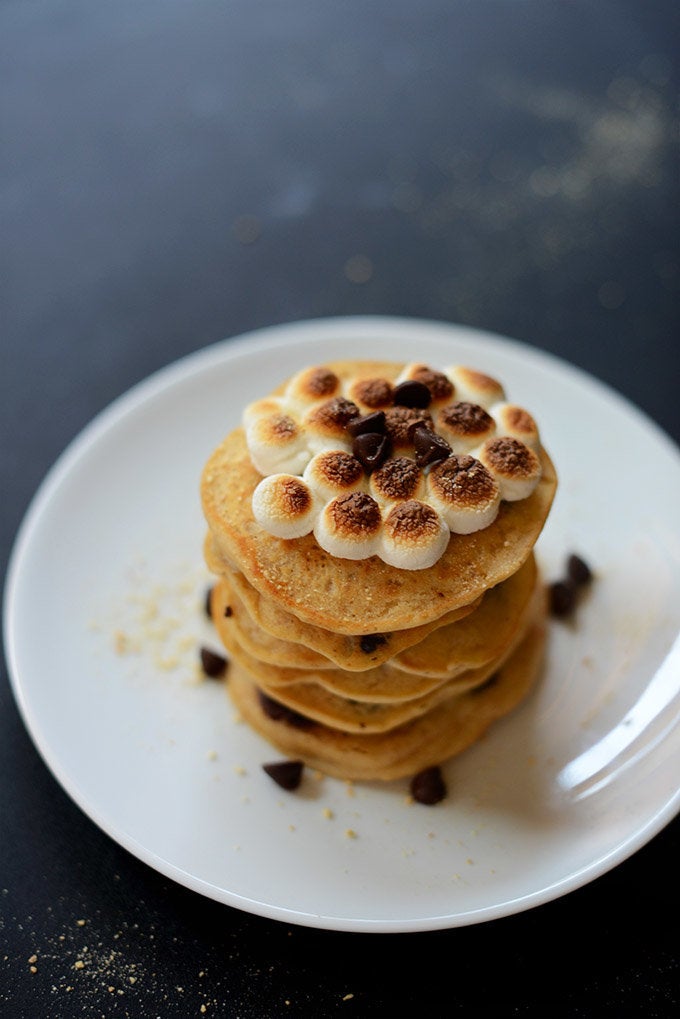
left=262, top=760, right=304, bottom=791
left=204, top=586, right=214, bottom=619
left=347, top=410, right=386, bottom=437
left=360, top=633, right=388, bottom=654
left=549, top=579, right=577, bottom=617
left=258, top=691, right=316, bottom=729
left=567, top=554, right=592, bottom=587
left=410, top=766, right=447, bottom=805
left=393, top=380, right=432, bottom=409
left=352, top=432, right=391, bottom=472
left=200, top=647, right=228, bottom=678
left=413, top=426, right=452, bottom=468
left=224, top=605, right=233, bottom=618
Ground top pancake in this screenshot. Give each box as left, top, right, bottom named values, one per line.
left=201, top=360, right=557, bottom=634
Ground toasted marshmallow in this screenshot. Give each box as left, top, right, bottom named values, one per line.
left=252, top=474, right=318, bottom=539
left=303, top=450, right=365, bottom=502
left=379, top=500, right=450, bottom=570
left=477, top=436, right=542, bottom=501
left=284, top=366, right=342, bottom=415
left=384, top=406, right=434, bottom=452
left=242, top=396, right=285, bottom=428
left=313, top=492, right=382, bottom=560
left=491, top=403, right=541, bottom=451
left=444, top=366, right=505, bottom=409
left=369, top=457, right=425, bottom=506
left=303, top=397, right=360, bottom=454
left=245, top=412, right=311, bottom=476
left=345, top=375, right=394, bottom=411
left=436, top=401, right=496, bottom=454
left=427, top=455, right=501, bottom=533
left=395, top=363, right=455, bottom=406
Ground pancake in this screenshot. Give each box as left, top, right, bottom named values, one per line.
left=392, top=553, right=537, bottom=678
left=226, top=617, right=547, bottom=781
left=202, top=414, right=556, bottom=635
left=221, top=575, right=543, bottom=731
left=212, top=557, right=541, bottom=703
left=205, top=535, right=482, bottom=670
left=210, top=569, right=487, bottom=678
left=211, top=576, right=336, bottom=671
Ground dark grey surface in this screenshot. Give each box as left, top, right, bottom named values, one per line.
left=2, top=2, right=679, bottom=1016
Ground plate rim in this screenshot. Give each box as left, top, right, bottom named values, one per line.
left=4, top=315, right=680, bottom=933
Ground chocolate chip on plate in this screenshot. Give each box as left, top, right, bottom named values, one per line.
left=352, top=432, right=391, bottom=472
left=410, top=765, right=447, bottom=805
left=567, top=554, right=593, bottom=587
left=549, top=579, right=577, bottom=618
left=393, top=379, right=432, bottom=409
left=262, top=760, right=304, bottom=791
left=200, top=647, right=228, bottom=678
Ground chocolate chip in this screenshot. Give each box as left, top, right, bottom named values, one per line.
left=224, top=605, right=233, bottom=617
left=567, top=554, right=592, bottom=587
left=393, top=380, right=432, bottom=409
left=549, top=579, right=577, bottom=617
left=352, top=432, right=391, bottom=472
left=413, top=426, right=452, bottom=468
left=360, top=633, right=388, bottom=654
left=258, top=691, right=315, bottom=729
left=200, top=647, right=228, bottom=678
left=347, top=410, right=387, bottom=437
left=204, top=586, right=214, bottom=619
left=262, top=760, right=304, bottom=791
left=410, top=766, right=447, bottom=805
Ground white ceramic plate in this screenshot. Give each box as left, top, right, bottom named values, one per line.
left=5, top=317, right=680, bottom=932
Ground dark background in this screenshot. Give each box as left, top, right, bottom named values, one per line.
left=2, top=2, right=678, bottom=1016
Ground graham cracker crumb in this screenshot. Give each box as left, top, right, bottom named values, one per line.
left=322, top=807, right=334, bottom=820
left=345, top=829, right=358, bottom=839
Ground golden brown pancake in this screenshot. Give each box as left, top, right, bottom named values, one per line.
left=226, top=617, right=546, bottom=781
left=201, top=361, right=556, bottom=635
left=219, top=575, right=542, bottom=732
left=205, top=535, right=482, bottom=670
left=211, top=558, right=540, bottom=703
left=392, top=553, right=537, bottom=678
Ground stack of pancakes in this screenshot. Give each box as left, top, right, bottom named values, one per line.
left=201, top=360, right=557, bottom=782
